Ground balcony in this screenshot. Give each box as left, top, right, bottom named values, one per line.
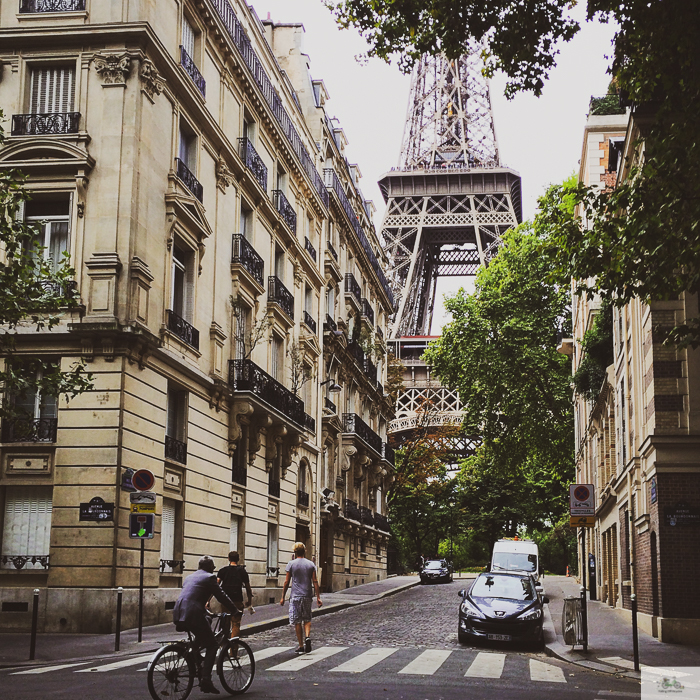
left=231, top=234, right=264, bottom=288
left=327, top=241, right=338, bottom=261
left=11, top=112, right=80, bottom=136
left=238, top=137, right=267, bottom=191
left=297, top=490, right=310, bottom=508
left=323, top=315, right=337, bottom=333
left=271, top=190, right=297, bottom=232
left=346, top=340, right=365, bottom=368
left=2, top=418, right=57, bottom=443
left=165, top=435, right=187, bottom=464
left=229, top=359, right=305, bottom=428
left=343, top=412, right=382, bottom=454
left=268, top=276, right=294, bottom=320
left=269, top=478, right=281, bottom=498
left=167, top=308, right=199, bottom=350
left=160, top=559, right=185, bottom=574
left=361, top=299, right=375, bottom=325
left=324, top=397, right=337, bottom=413
left=381, top=442, right=395, bottom=466
left=304, top=412, right=316, bottom=433
left=20, top=0, right=85, bottom=11
left=303, top=310, right=317, bottom=334
left=304, top=237, right=317, bottom=262
left=344, top=498, right=361, bottom=522
left=344, top=273, right=362, bottom=306
left=232, top=463, right=247, bottom=487
left=1, top=554, right=49, bottom=570
left=175, top=158, right=203, bottom=202
left=266, top=566, right=280, bottom=577
left=360, top=506, right=375, bottom=528
left=374, top=513, right=390, bottom=532
left=179, top=46, right=206, bottom=98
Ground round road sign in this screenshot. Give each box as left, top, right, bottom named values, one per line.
left=574, top=485, right=590, bottom=501
left=132, top=469, right=155, bottom=492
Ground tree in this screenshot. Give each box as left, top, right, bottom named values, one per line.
left=0, top=110, right=91, bottom=420
left=287, top=341, right=313, bottom=396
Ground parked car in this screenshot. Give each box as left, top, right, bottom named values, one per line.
left=491, top=538, right=544, bottom=595
left=457, top=572, right=548, bottom=647
left=420, top=559, right=453, bottom=584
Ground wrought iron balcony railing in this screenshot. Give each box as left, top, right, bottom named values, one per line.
left=324, top=397, right=337, bottom=413
left=268, top=478, right=281, bottom=498
left=346, top=340, right=365, bottom=368
left=360, top=506, right=375, bottom=527
left=232, top=463, right=247, bottom=487
left=271, top=189, right=297, bottom=232
left=374, top=513, right=390, bottom=532
left=175, top=158, right=203, bottom=202
left=344, top=498, right=361, bottom=522
left=2, top=417, right=57, bottom=443
left=167, top=308, right=200, bottom=350
left=297, top=490, right=310, bottom=508
left=303, top=310, right=317, bottom=334
left=165, top=434, right=188, bottom=464
left=1, top=554, right=49, bottom=570
left=323, top=315, right=337, bottom=332
left=160, top=559, right=185, bottom=573
left=238, top=137, right=267, bottom=191
left=179, top=46, right=206, bottom=97
left=381, top=442, right=395, bottom=466
left=342, top=412, right=382, bottom=454
left=304, top=412, right=316, bottom=433
left=344, top=273, right=362, bottom=305
left=11, top=112, right=80, bottom=136
left=268, top=275, right=294, bottom=319
left=231, top=234, right=264, bottom=287
left=365, top=357, right=377, bottom=384
left=327, top=241, right=338, bottom=261
left=266, top=566, right=280, bottom=577
left=304, top=237, right=317, bottom=262
left=228, top=359, right=305, bottom=427
left=38, top=279, right=78, bottom=300
left=20, top=0, right=84, bottom=11
left=361, top=298, right=375, bottom=325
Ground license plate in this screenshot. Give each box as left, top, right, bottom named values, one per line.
left=487, top=634, right=511, bottom=641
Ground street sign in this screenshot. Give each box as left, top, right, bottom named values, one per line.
left=569, top=484, right=595, bottom=517
left=131, top=503, right=156, bottom=514
left=132, top=469, right=156, bottom=492
left=129, top=512, right=155, bottom=538
left=79, top=496, right=114, bottom=522
left=570, top=516, right=595, bottom=528
left=130, top=491, right=156, bottom=514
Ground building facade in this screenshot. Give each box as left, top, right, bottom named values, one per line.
left=568, top=102, right=700, bottom=643
left=0, top=0, right=394, bottom=633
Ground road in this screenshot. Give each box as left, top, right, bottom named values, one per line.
left=0, top=577, right=640, bottom=700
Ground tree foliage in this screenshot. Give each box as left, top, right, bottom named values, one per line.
left=571, top=298, right=614, bottom=402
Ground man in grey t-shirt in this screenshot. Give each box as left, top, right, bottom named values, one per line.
left=279, top=541, right=322, bottom=653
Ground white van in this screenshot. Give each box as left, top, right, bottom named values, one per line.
left=490, top=539, right=544, bottom=594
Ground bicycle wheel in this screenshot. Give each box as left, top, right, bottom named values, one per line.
left=217, top=638, right=255, bottom=694
left=147, top=643, right=195, bottom=700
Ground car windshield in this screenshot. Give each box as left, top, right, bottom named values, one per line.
left=425, top=561, right=444, bottom=570
left=471, top=575, right=536, bottom=601
left=492, top=552, right=537, bottom=572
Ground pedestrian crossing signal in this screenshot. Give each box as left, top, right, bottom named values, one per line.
left=129, top=512, right=155, bottom=538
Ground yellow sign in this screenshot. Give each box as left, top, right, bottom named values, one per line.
left=131, top=503, right=156, bottom=514
left=570, top=516, right=595, bottom=528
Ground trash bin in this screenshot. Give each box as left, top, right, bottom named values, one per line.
left=562, top=596, right=583, bottom=646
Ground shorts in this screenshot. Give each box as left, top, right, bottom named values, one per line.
left=288, top=596, right=312, bottom=625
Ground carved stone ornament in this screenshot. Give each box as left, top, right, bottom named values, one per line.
left=94, top=53, right=131, bottom=85
left=342, top=445, right=357, bottom=472
left=216, top=156, right=235, bottom=191
left=139, top=58, right=165, bottom=100
left=229, top=400, right=254, bottom=451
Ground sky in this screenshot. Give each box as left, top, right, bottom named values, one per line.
left=252, top=1, right=617, bottom=330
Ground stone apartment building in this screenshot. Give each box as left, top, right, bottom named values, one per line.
left=0, top=0, right=395, bottom=633
left=566, top=101, right=700, bottom=643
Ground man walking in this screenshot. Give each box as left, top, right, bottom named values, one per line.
left=279, top=542, right=322, bottom=653
left=216, top=551, right=253, bottom=639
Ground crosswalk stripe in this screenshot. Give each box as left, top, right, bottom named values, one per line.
left=598, top=656, right=692, bottom=676
left=250, top=646, right=294, bottom=662
left=529, top=659, right=566, bottom=683
left=330, top=647, right=398, bottom=673
left=75, top=653, right=154, bottom=673
left=398, top=649, right=451, bottom=675
left=11, top=662, right=90, bottom=675
left=266, top=646, right=346, bottom=671
left=465, top=652, right=505, bottom=678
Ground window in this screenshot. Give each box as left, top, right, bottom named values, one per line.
left=274, top=247, right=285, bottom=282
left=4, top=361, right=58, bottom=443
left=159, top=500, right=176, bottom=573
left=25, top=196, right=71, bottom=273
left=240, top=200, right=253, bottom=240
left=182, top=17, right=195, bottom=60
left=232, top=424, right=247, bottom=485
left=30, top=66, right=75, bottom=114
left=1, top=486, right=52, bottom=570
left=179, top=121, right=197, bottom=173
left=276, top=165, right=287, bottom=193
left=243, top=115, right=256, bottom=142
left=299, top=463, right=307, bottom=494
left=344, top=534, right=351, bottom=572
left=165, top=385, right=188, bottom=463
left=271, top=335, right=283, bottom=383
left=267, top=523, right=278, bottom=575
left=327, top=285, right=335, bottom=319
left=233, top=305, right=250, bottom=361
left=170, top=243, right=194, bottom=323
left=376, top=486, right=382, bottom=516
left=230, top=514, right=241, bottom=553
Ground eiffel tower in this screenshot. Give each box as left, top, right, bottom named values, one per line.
left=382, top=45, right=522, bottom=458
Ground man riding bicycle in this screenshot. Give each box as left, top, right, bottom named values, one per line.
left=173, top=556, right=238, bottom=695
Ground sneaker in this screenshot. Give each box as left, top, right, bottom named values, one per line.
left=294, top=646, right=305, bottom=654
left=200, top=680, right=220, bottom=695
left=305, top=637, right=312, bottom=653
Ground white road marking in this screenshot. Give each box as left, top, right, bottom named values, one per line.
left=11, top=662, right=90, bottom=675
left=599, top=656, right=692, bottom=676
left=398, top=649, right=452, bottom=675
left=465, top=652, right=505, bottom=678
left=75, top=653, right=154, bottom=673
left=529, top=658, right=566, bottom=683
left=266, top=646, right=346, bottom=671
left=249, top=646, right=294, bottom=662
left=330, top=647, right=398, bottom=673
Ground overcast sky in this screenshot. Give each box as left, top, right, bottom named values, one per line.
left=253, top=1, right=617, bottom=329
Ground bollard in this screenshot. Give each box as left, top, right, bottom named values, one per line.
left=115, top=587, right=123, bottom=652
left=29, top=588, right=40, bottom=661
left=631, top=593, right=640, bottom=672
left=580, top=585, right=588, bottom=652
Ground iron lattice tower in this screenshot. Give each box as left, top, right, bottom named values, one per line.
left=382, top=47, right=522, bottom=455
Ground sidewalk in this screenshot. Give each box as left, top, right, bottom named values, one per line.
left=0, top=575, right=419, bottom=669
left=543, top=575, right=700, bottom=676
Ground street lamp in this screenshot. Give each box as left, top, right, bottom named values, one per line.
left=320, top=378, right=342, bottom=393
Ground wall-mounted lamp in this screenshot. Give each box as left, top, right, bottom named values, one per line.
left=320, top=378, right=342, bottom=393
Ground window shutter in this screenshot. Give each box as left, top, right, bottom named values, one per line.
left=1, top=486, right=52, bottom=569
left=160, top=501, right=176, bottom=565
left=182, top=18, right=195, bottom=59
left=229, top=516, right=239, bottom=551
left=30, top=67, right=75, bottom=113
left=266, top=524, right=278, bottom=569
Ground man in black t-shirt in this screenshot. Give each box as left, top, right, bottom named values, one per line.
left=216, top=551, right=253, bottom=639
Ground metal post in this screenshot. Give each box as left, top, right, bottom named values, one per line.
left=631, top=593, right=640, bottom=671
left=580, top=527, right=588, bottom=651
left=29, top=588, right=40, bottom=661
left=138, top=538, right=145, bottom=643
left=115, top=587, right=123, bottom=652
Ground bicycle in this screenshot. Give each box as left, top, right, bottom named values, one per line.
left=147, top=612, right=255, bottom=699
